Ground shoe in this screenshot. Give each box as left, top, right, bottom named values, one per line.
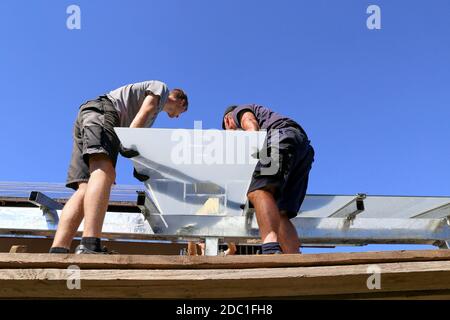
left=75, top=245, right=118, bottom=255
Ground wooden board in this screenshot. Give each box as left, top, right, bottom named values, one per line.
left=2, top=250, right=450, bottom=299
left=1, top=250, right=450, bottom=270
left=1, top=260, right=450, bottom=299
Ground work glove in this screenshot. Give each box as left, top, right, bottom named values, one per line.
left=119, top=145, right=140, bottom=158
left=133, top=168, right=150, bottom=182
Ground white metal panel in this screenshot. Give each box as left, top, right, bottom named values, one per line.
left=360, top=196, right=450, bottom=218
left=115, top=128, right=267, bottom=215
left=299, top=195, right=450, bottom=218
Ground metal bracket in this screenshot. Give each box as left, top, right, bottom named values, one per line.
left=136, top=191, right=160, bottom=220
left=28, top=191, right=62, bottom=229
left=136, top=191, right=169, bottom=233
left=204, top=237, right=220, bottom=256
left=328, top=193, right=366, bottom=221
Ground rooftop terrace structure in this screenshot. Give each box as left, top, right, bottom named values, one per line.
left=1, top=128, right=449, bottom=299
left=1, top=180, right=449, bottom=255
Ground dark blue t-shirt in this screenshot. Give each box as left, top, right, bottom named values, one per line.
left=231, top=104, right=309, bottom=141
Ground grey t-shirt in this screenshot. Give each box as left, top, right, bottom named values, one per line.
left=107, top=80, right=169, bottom=127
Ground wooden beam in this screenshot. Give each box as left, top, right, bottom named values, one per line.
left=0, top=250, right=449, bottom=270
left=1, top=260, right=450, bottom=299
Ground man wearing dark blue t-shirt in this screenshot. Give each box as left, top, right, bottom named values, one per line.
left=222, top=104, right=315, bottom=254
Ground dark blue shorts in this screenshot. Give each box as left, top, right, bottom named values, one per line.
left=247, top=127, right=315, bottom=219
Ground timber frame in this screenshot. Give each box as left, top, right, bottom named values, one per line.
left=1, top=250, right=450, bottom=299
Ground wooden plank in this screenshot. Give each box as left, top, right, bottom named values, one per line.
left=1, top=261, right=450, bottom=299
left=0, top=250, right=450, bottom=270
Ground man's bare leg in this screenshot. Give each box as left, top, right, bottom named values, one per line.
left=248, top=189, right=280, bottom=244
left=51, top=182, right=87, bottom=250
left=188, top=242, right=199, bottom=256
left=224, top=242, right=237, bottom=255
left=198, top=242, right=205, bottom=255
left=278, top=212, right=301, bottom=254
left=82, top=154, right=115, bottom=238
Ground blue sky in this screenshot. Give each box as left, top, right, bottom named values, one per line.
left=1, top=1, right=449, bottom=251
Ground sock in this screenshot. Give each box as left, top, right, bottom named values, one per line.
left=49, top=247, right=69, bottom=254
left=81, top=237, right=102, bottom=252
left=262, top=242, right=282, bottom=254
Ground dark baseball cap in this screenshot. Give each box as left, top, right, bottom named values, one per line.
left=222, top=105, right=238, bottom=129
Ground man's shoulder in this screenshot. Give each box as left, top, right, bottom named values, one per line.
left=140, top=80, right=168, bottom=89
left=234, top=104, right=269, bottom=115
left=112, top=80, right=168, bottom=91
left=234, top=104, right=258, bottom=111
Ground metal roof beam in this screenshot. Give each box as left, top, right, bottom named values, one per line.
left=28, top=191, right=62, bottom=229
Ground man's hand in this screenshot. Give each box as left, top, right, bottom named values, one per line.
left=133, top=168, right=149, bottom=182
left=119, top=145, right=140, bottom=158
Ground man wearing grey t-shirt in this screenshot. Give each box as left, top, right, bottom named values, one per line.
left=50, top=80, right=188, bottom=254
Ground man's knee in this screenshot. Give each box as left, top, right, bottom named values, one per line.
left=77, top=182, right=88, bottom=194
left=279, top=210, right=291, bottom=220
left=247, top=190, right=266, bottom=206
left=248, top=189, right=272, bottom=204
left=248, top=190, right=259, bottom=203
left=88, top=154, right=116, bottom=183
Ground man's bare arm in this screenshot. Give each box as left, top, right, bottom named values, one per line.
left=240, top=111, right=260, bottom=131
left=130, top=94, right=160, bottom=128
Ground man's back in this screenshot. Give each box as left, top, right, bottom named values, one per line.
left=230, top=104, right=309, bottom=142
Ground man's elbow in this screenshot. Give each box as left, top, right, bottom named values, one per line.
left=140, top=103, right=155, bottom=115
